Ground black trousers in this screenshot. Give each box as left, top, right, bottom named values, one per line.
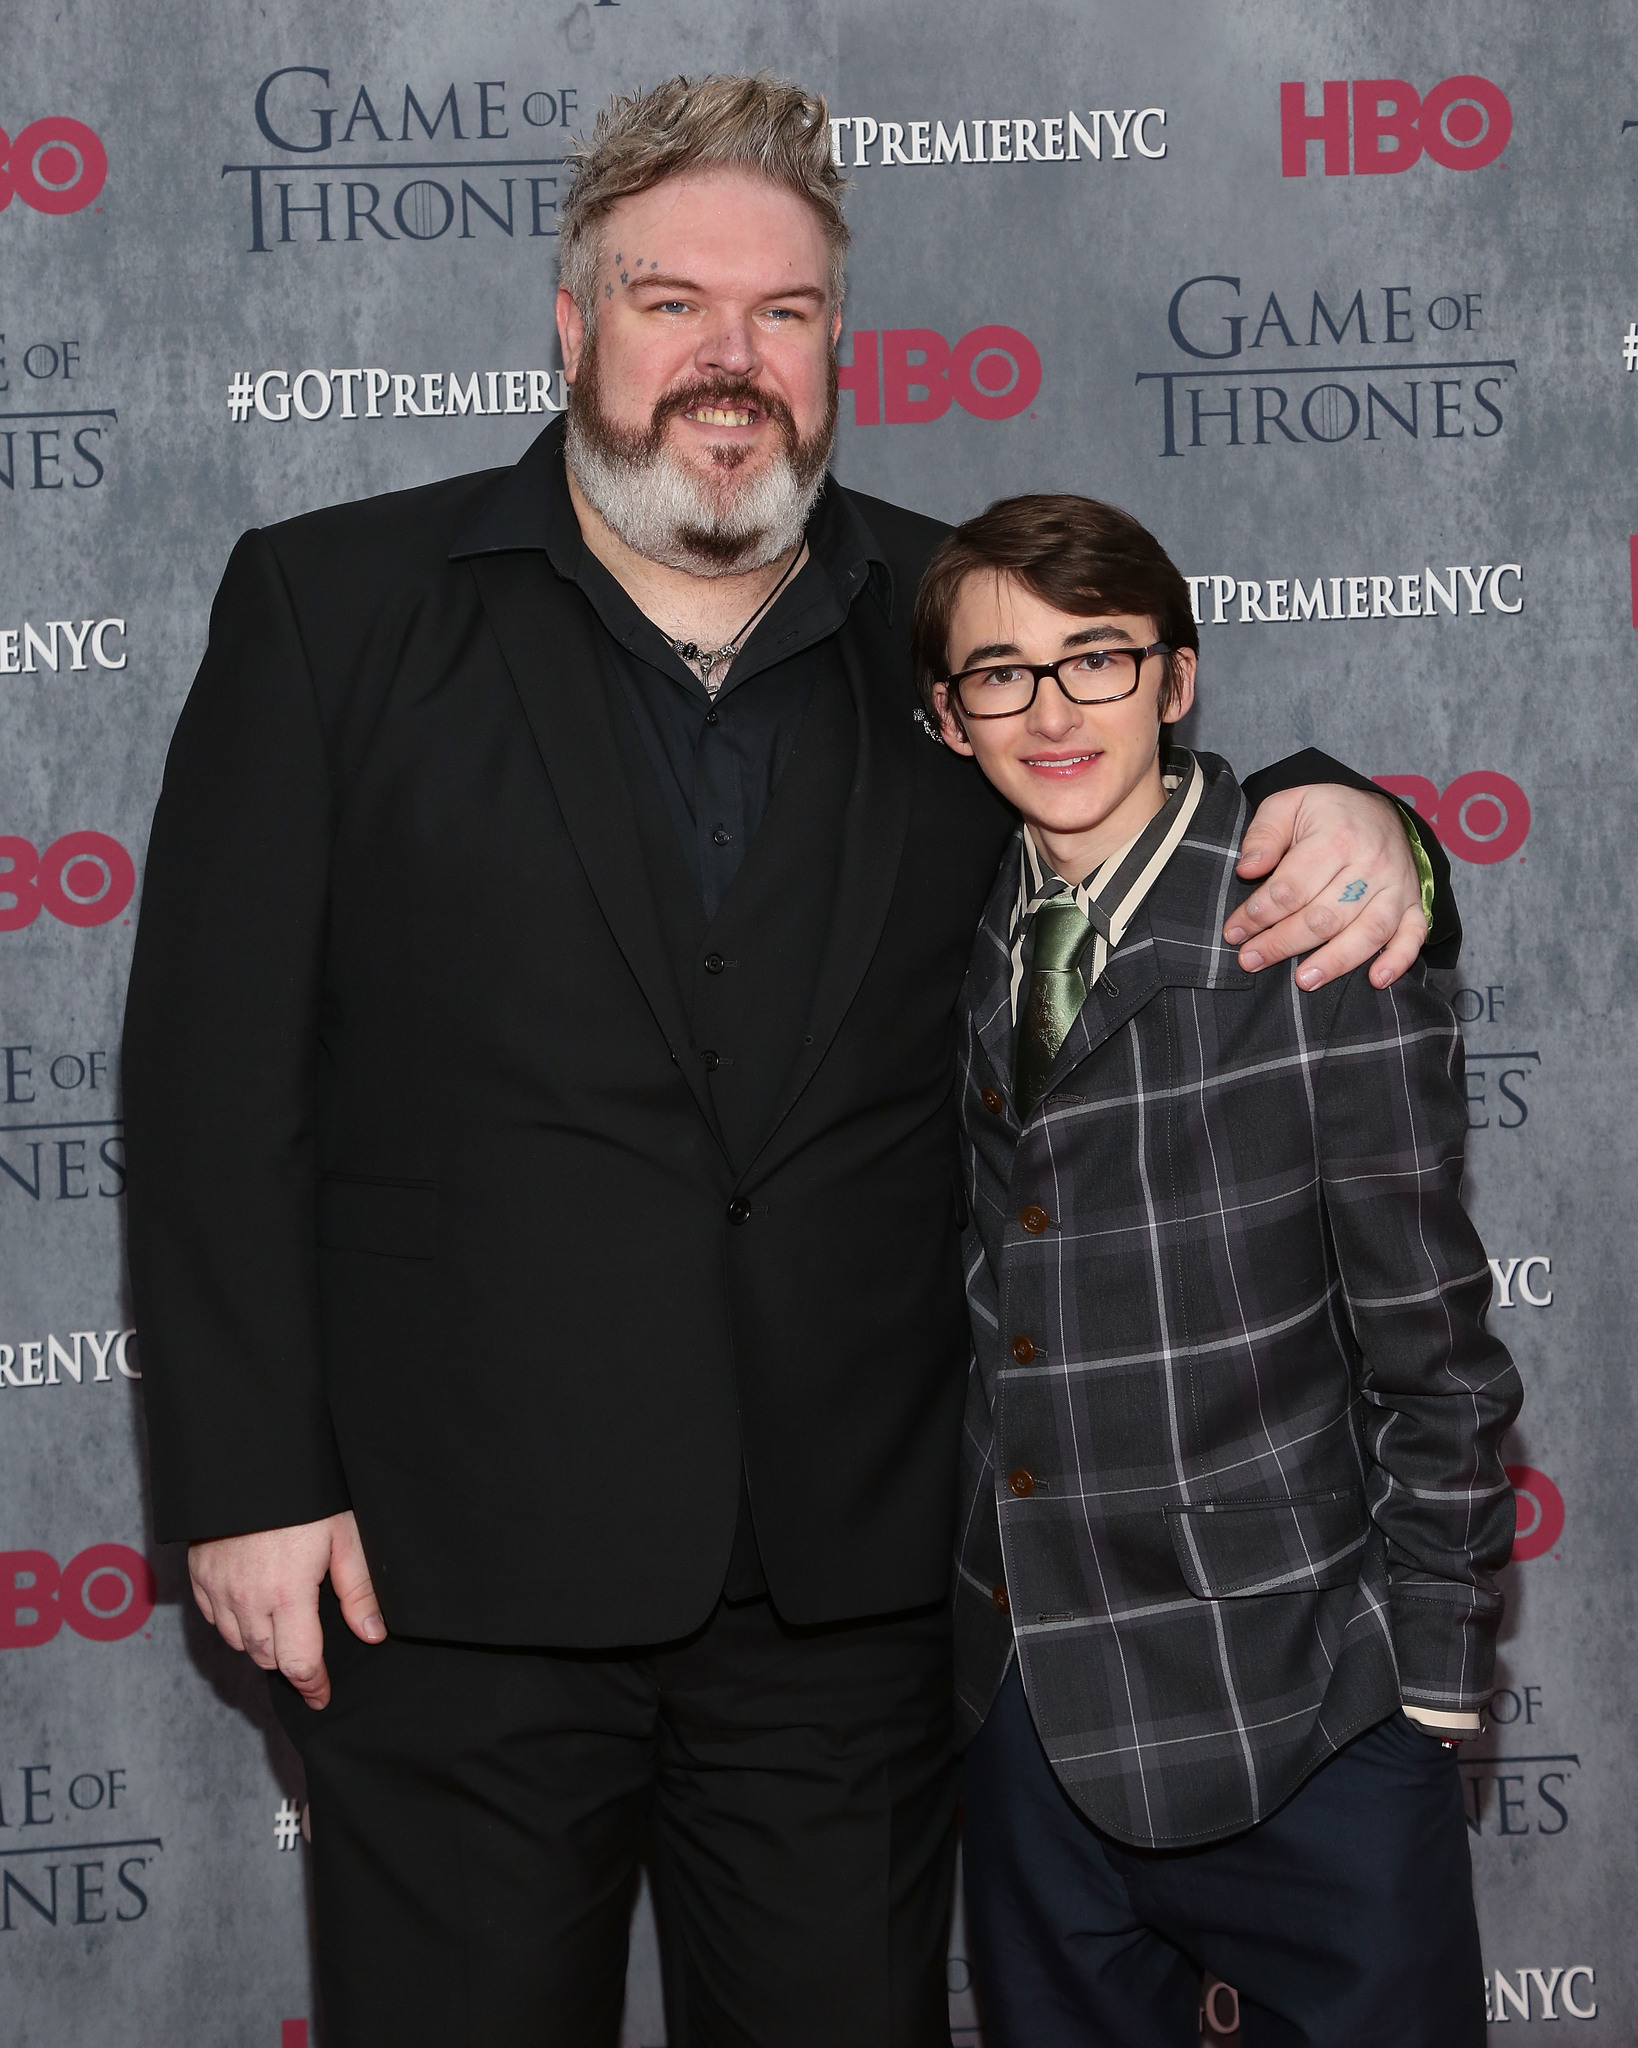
left=271, top=1584, right=959, bottom=2048
left=962, top=1661, right=1485, bottom=2048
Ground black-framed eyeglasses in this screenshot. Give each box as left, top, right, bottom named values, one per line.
left=944, top=642, right=1172, bottom=720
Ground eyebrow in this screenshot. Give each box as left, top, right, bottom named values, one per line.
left=626, top=272, right=828, bottom=305
left=954, top=622, right=1136, bottom=669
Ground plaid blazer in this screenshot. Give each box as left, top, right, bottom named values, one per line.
left=953, top=753, right=1521, bottom=1849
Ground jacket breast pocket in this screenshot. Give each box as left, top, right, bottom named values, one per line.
left=317, top=1175, right=438, bottom=1260
left=1165, top=1489, right=1367, bottom=1599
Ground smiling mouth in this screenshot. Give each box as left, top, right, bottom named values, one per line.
left=684, top=406, right=757, bottom=427
left=1022, top=750, right=1102, bottom=769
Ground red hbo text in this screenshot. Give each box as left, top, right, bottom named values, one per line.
left=839, top=325, right=1042, bottom=426
left=1281, top=77, right=1511, bottom=177
left=1506, top=1468, right=1566, bottom=1563
left=0, top=1545, right=156, bottom=1648
left=1373, top=772, right=1530, bottom=865
left=0, top=831, right=135, bottom=929
left=0, top=117, right=107, bottom=213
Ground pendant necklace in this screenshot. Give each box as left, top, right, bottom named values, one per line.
left=671, top=545, right=806, bottom=698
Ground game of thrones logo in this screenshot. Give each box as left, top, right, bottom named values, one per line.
left=224, top=66, right=585, bottom=253
left=1136, top=273, right=1516, bottom=457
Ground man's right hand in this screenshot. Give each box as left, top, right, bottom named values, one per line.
left=188, top=1509, right=384, bottom=1710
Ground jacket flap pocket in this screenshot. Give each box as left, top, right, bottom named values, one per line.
left=317, top=1177, right=438, bottom=1260
left=1166, top=1489, right=1367, bottom=1599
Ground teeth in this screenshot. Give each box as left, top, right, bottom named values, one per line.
left=688, top=407, right=754, bottom=426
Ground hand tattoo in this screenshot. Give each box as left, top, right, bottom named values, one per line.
left=1338, top=878, right=1368, bottom=903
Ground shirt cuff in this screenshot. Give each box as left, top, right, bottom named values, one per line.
left=1395, top=803, right=1438, bottom=933
left=1403, top=1703, right=1483, bottom=1736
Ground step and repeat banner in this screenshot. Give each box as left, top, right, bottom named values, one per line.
left=3, top=2, right=1634, bottom=2041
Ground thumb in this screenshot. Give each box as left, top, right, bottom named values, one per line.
left=1234, top=827, right=1281, bottom=878
left=1235, top=786, right=1302, bottom=877
left=329, top=1515, right=386, bottom=1645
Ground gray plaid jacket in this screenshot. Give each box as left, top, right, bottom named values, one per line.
left=953, top=754, right=1521, bottom=1849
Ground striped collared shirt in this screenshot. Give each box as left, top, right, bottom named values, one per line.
left=1007, top=749, right=1206, bottom=1023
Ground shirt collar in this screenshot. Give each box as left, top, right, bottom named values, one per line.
left=1008, top=751, right=1206, bottom=1022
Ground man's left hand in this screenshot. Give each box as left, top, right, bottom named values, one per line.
left=1227, top=785, right=1427, bottom=990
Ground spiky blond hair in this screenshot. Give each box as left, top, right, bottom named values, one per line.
left=559, top=74, right=849, bottom=320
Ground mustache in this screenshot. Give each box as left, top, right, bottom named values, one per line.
left=647, top=377, right=801, bottom=458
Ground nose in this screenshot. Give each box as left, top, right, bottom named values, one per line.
left=696, top=305, right=759, bottom=380
left=1027, top=672, right=1082, bottom=741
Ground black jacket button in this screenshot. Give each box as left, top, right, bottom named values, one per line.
left=702, top=1049, right=720, bottom=1072
left=704, top=953, right=726, bottom=974
left=726, top=1197, right=752, bottom=1224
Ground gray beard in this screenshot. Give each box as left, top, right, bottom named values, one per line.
left=564, top=371, right=834, bottom=578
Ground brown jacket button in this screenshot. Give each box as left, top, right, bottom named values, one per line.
left=981, top=1087, right=1003, bottom=1114
left=1020, top=1205, right=1050, bottom=1234
left=1010, top=1335, right=1036, bottom=1364
left=992, top=1583, right=1011, bottom=1613
left=1008, top=1468, right=1036, bottom=1498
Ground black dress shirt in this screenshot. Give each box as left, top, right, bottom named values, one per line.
left=539, top=456, right=889, bottom=919
left=538, top=458, right=895, bottom=1600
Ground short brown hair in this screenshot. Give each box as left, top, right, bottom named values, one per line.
left=911, top=494, right=1200, bottom=727
left=560, top=75, right=849, bottom=320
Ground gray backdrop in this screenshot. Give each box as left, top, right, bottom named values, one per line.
left=3, top=2, right=1631, bottom=2040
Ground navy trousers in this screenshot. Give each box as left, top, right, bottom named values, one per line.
left=963, top=1662, right=1485, bottom=2048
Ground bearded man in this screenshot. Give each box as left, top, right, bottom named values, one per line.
left=124, top=74, right=1457, bottom=2048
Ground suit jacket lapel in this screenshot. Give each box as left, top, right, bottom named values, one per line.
left=1040, top=921, right=1166, bottom=1093
left=1039, top=757, right=1254, bottom=1100
left=464, top=549, right=728, bottom=1154
left=742, top=594, right=915, bottom=1178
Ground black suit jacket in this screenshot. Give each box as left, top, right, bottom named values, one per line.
left=123, top=422, right=1457, bottom=1647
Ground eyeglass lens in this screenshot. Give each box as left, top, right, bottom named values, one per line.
left=954, top=646, right=1146, bottom=717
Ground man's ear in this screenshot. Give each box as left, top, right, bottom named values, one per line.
left=557, top=286, right=587, bottom=385
left=1165, top=647, right=1197, bottom=723
left=931, top=683, right=975, bottom=755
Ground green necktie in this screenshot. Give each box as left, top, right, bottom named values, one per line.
left=1015, top=893, right=1095, bottom=1120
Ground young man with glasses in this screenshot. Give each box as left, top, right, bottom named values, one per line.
left=918, top=494, right=1519, bottom=2047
